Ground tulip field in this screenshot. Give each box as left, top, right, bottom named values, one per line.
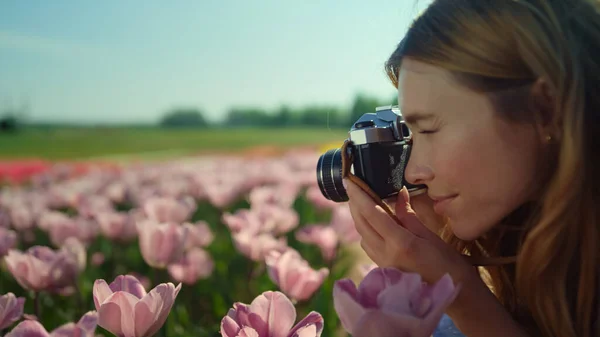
left=0, top=130, right=460, bottom=337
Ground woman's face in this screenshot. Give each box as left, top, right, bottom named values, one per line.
left=398, top=58, right=545, bottom=240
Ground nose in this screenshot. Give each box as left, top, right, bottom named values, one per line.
left=404, top=153, right=434, bottom=186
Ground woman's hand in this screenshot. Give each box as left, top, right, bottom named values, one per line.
left=344, top=178, right=472, bottom=285
left=388, top=190, right=446, bottom=234
left=345, top=179, right=531, bottom=337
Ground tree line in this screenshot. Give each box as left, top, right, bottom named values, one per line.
left=159, top=93, right=396, bottom=129
left=0, top=93, right=397, bottom=132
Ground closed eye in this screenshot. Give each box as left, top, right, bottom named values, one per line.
left=418, top=130, right=437, bottom=134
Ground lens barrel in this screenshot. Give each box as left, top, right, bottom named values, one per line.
left=316, top=148, right=348, bottom=202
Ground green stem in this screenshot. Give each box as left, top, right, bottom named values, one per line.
left=74, top=280, right=84, bottom=317
left=33, top=291, right=41, bottom=319
left=246, top=263, right=255, bottom=298
left=152, top=268, right=162, bottom=288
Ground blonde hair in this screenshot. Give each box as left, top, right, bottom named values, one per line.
left=384, top=0, right=600, bottom=336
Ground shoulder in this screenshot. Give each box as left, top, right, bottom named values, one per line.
left=434, top=314, right=467, bottom=337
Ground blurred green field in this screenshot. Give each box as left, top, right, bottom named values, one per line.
left=0, top=127, right=348, bottom=161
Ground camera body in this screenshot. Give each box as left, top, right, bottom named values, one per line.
left=316, top=105, right=426, bottom=202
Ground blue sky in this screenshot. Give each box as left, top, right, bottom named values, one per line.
left=0, top=1, right=430, bottom=124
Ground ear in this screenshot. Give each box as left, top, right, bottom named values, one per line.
left=529, top=77, right=560, bottom=142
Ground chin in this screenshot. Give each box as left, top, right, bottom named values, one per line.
left=446, top=217, right=486, bottom=241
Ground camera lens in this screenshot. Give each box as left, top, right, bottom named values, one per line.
left=316, top=148, right=348, bottom=202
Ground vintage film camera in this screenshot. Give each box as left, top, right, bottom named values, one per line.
left=316, top=105, right=426, bottom=202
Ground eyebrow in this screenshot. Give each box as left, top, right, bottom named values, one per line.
left=402, top=111, right=436, bottom=125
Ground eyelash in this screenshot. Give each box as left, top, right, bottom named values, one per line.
left=418, top=130, right=437, bottom=134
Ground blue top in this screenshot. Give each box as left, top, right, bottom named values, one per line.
left=433, top=314, right=466, bottom=337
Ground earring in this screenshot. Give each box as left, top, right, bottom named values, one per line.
left=545, top=135, right=552, bottom=142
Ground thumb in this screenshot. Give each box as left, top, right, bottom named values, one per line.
left=395, top=186, right=437, bottom=240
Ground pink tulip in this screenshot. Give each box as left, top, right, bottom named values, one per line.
left=222, top=206, right=299, bottom=235
left=74, top=195, right=114, bottom=219
left=137, top=220, right=188, bottom=268
left=37, top=211, right=71, bottom=231
left=44, top=215, right=98, bottom=247
left=143, top=196, right=196, bottom=223
left=104, top=182, right=128, bottom=203
left=333, top=267, right=461, bottom=337
left=168, top=247, right=214, bottom=285
left=95, top=211, right=137, bottom=242
left=329, top=204, right=361, bottom=244
left=0, top=227, right=17, bottom=257
left=232, top=230, right=287, bottom=262
left=93, top=275, right=182, bottom=337
left=182, top=220, right=214, bottom=250
left=49, top=310, right=98, bottom=337
left=4, top=244, right=82, bottom=293
left=305, top=185, right=338, bottom=210
left=203, top=184, right=244, bottom=209
left=91, top=252, right=105, bottom=266
left=0, top=209, right=10, bottom=228
left=8, top=206, right=35, bottom=231
left=5, top=311, right=98, bottom=337
left=0, top=292, right=25, bottom=330
left=295, top=225, right=338, bottom=261
left=265, top=249, right=329, bottom=302
left=248, top=184, right=299, bottom=209
left=221, top=209, right=261, bottom=233
left=59, top=237, right=87, bottom=273
left=220, top=290, right=324, bottom=337
left=254, top=205, right=299, bottom=235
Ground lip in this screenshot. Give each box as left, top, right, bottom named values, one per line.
left=431, top=194, right=458, bottom=215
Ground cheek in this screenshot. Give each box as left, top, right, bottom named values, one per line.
left=429, top=132, right=481, bottom=190
left=432, top=127, right=539, bottom=240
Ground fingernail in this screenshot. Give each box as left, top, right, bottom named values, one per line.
left=342, top=178, right=348, bottom=189
left=400, top=186, right=410, bottom=203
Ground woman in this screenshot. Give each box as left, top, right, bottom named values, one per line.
left=344, top=0, right=600, bottom=336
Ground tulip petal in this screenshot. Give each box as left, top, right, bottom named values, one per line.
left=351, top=310, right=417, bottom=337
left=288, top=311, right=324, bottom=337
left=97, top=302, right=123, bottom=337
left=5, top=319, right=51, bottom=337
left=332, top=280, right=367, bottom=334
left=421, top=275, right=462, bottom=333
left=13, top=297, right=26, bottom=319
left=237, top=326, right=260, bottom=337
left=428, top=274, right=460, bottom=310
left=109, top=275, right=147, bottom=299
left=290, top=268, right=329, bottom=301
left=0, top=293, right=25, bottom=330
left=249, top=291, right=296, bottom=337
left=137, top=282, right=181, bottom=337
left=247, top=312, right=268, bottom=336
left=377, top=282, right=420, bottom=315
left=274, top=250, right=299, bottom=288
left=77, top=311, right=99, bottom=334
left=49, top=323, right=77, bottom=337
left=220, top=315, right=241, bottom=337
left=231, top=303, right=252, bottom=327
left=103, top=292, right=139, bottom=337
left=358, top=267, right=409, bottom=308
left=93, top=280, right=113, bottom=310
left=289, top=324, right=316, bottom=337
left=133, top=300, right=161, bottom=337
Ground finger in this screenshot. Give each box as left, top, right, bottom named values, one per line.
left=395, top=186, right=440, bottom=241
left=346, top=181, right=400, bottom=239
left=348, top=199, right=384, bottom=246
left=410, top=192, right=446, bottom=233
left=382, top=196, right=397, bottom=210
